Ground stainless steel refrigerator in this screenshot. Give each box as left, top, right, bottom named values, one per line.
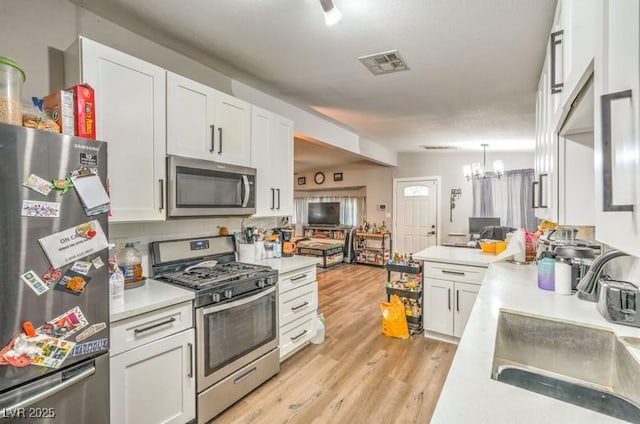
left=0, top=124, right=109, bottom=423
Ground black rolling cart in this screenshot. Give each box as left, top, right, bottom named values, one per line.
left=385, top=261, right=423, bottom=334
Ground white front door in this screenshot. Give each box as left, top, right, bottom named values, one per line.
left=394, top=179, right=438, bottom=254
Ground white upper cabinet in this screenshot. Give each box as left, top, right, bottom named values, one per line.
left=66, top=37, right=167, bottom=222
left=561, top=0, right=598, bottom=98
left=167, top=72, right=251, bottom=167
left=250, top=106, right=293, bottom=217
left=167, top=72, right=216, bottom=159
left=534, top=54, right=558, bottom=223
left=593, top=0, right=640, bottom=256
left=215, top=92, right=252, bottom=167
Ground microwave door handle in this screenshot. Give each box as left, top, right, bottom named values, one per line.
left=242, top=175, right=250, bottom=207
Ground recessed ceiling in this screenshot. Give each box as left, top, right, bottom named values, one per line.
left=72, top=0, right=557, bottom=152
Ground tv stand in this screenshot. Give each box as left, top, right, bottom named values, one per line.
left=302, top=225, right=351, bottom=240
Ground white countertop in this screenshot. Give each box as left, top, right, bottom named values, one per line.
left=414, top=245, right=505, bottom=267
left=246, top=255, right=322, bottom=273
left=110, top=279, right=194, bottom=323
left=432, top=262, right=640, bottom=423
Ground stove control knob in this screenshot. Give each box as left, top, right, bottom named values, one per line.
left=224, top=289, right=233, bottom=299
left=266, top=277, right=274, bottom=286
left=256, top=279, right=265, bottom=288
left=211, top=292, right=221, bottom=303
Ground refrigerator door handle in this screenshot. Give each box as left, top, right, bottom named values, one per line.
left=0, top=365, right=95, bottom=417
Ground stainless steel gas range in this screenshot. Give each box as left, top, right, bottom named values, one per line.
left=150, top=236, right=279, bottom=423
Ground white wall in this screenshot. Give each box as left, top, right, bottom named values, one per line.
left=394, top=151, right=535, bottom=239
left=294, top=162, right=394, bottom=226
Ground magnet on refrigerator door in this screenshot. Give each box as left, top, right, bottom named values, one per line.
left=55, top=270, right=91, bottom=295
left=70, top=260, right=92, bottom=275
left=20, top=270, right=49, bottom=296
left=21, top=200, right=61, bottom=218
left=75, top=322, right=106, bottom=342
left=37, top=306, right=88, bottom=339
left=22, top=174, right=52, bottom=195
left=51, top=177, right=73, bottom=194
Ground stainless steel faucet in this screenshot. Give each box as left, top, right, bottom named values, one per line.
left=577, top=249, right=629, bottom=302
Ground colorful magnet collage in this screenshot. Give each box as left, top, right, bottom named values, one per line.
left=3, top=163, right=113, bottom=370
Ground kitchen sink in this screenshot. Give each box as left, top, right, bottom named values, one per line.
left=491, top=310, right=640, bottom=423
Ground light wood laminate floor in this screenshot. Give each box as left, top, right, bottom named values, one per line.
left=214, top=264, right=457, bottom=424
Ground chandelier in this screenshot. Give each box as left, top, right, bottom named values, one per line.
left=463, top=144, right=504, bottom=181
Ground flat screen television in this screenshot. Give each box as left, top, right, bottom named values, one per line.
left=308, top=202, right=341, bottom=225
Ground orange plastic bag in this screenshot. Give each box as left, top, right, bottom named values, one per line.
left=381, top=295, right=410, bottom=339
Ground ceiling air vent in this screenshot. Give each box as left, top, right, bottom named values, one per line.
left=358, top=50, right=409, bottom=75
left=419, top=145, right=460, bottom=151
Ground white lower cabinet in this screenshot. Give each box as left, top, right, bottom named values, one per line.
left=423, top=261, right=483, bottom=341
left=110, top=303, right=195, bottom=424
left=278, top=265, right=318, bottom=361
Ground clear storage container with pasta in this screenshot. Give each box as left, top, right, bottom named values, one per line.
left=0, top=57, right=25, bottom=125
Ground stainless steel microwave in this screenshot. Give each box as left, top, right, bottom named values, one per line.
left=167, top=155, right=256, bottom=217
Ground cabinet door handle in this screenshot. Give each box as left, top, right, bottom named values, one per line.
left=159, top=179, right=164, bottom=211
left=456, top=290, right=460, bottom=312
left=133, top=317, right=176, bottom=335
left=291, top=274, right=307, bottom=282
left=291, top=329, right=308, bottom=341
left=538, top=173, right=548, bottom=208
left=601, top=90, right=634, bottom=212
left=271, top=188, right=275, bottom=210
left=447, top=288, right=451, bottom=311
left=209, top=125, right=215, bottom=152
left=531, top=181, right=539, bottom=208
left=218, top=127, right=223, bottom=154
left=550, top=30, right=563, bottom=94
left=442, top=270, right=465, bottom=276
left=276, top=188, right=281, bottom=210
left=187, top=342, right=193, bottom=378
left=291, top=301, right=309, bottom=312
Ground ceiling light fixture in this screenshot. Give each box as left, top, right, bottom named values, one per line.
left=463, top=144, right=504, bottom=181
left=319, top=0, right=342, bottom=26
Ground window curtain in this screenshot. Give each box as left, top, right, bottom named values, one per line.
left=292, top=196, right=364, bottom=226
left=472, top=169, right=536, bottom=231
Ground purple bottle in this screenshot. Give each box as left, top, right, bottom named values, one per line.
left=537, top=251, right=555, bottom=291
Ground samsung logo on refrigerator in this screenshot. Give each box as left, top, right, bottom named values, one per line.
left=73, top=144, right=100, bottom=152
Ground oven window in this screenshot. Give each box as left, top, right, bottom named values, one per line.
left=203, top=292, right=276, bottom=375
left=176, top=167, right=242, bottom=207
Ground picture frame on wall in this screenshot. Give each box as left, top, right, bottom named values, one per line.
left=333, top=172, right=343, bottom=182
left=298, top=176, right=306, bottom=185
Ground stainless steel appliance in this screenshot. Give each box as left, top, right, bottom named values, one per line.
left=167, top=155, right=256, bottom=217
left=0, top=124, right=109, bottom=422
left=150, top=236, right=279, bottom=423
left=597, top=278, right=640, bottom=327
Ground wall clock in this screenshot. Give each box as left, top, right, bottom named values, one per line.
left=314, top=172, right=325, bottom=184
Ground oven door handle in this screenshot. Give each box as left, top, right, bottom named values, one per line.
left=200, top=286, right=276, bottom=315
left=241, top=175, right=250, bottom=208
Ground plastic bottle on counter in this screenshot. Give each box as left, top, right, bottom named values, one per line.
left=108, top=244, right=125, bottom=310
left=116, top=242, right=143, bottom=284
left=537, top=251, right=555, bottom=291
left=554, top=257, right=573, bottom=295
